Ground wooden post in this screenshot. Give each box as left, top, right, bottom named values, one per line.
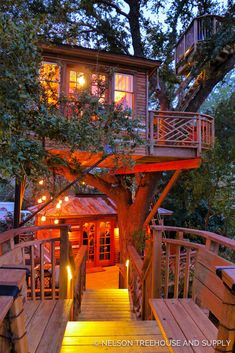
left=215, top=267, right=235, bottom=353
left=13, top=179, right=25, bottom=243
left=151, top=228, right=162, bottom=298
left=197, top=115, right=202, bottom=157
left=59, top=226, right=70, bottom=299
left=0, top=269, right=28, bottom=353
left=149, top=111, right=154, bottom=155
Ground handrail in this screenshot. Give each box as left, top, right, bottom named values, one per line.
left=0, top=224, right=71, bottom=245
left=152, top=225, right=235, bottom=251
left=72, top=245, right=87, bottom=319
left=149, top=110, right=214, bottom=155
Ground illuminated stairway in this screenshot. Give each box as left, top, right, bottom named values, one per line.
left=60, top=290, right=169, bottom=352
left=77, top=289, right=132, bottom=321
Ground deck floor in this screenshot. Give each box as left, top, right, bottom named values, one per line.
left=24, top=299, right=72, bottom=353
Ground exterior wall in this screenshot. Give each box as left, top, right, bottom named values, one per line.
left=36, top=215, right=119, bottom=268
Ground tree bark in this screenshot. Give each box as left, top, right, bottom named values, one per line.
left=125, top=0, right=144, bottom=57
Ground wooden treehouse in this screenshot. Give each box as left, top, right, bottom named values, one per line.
left=1, top=20, right=235, bottom=353
left=175, top=15, right=235, bottom=111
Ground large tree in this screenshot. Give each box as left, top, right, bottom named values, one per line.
left=0, top=1, right=234, bottom=260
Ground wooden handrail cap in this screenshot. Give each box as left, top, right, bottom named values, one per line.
left=216, top=266, right=235, bottom=294
left=0, top=269, right=26, bottom=288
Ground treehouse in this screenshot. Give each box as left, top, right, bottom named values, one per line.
left=175, top=15, right=224, bottom=76
left=40, top=43, right=214, bottom=172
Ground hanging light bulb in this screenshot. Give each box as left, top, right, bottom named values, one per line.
left=64, top=196, right=69, bottom=202
left=41, top=215, right=46, bottom=222
left=59, top=199, right=62, bottom=204
left=56, top=203, right=61, bottom=209
left=39, top=180, right=44, bottom=185
left=54, top=219, right=59, bottom=224
left=38, top=198, right=43, bottom=204
left=42, top=195, right=47, bottom=201
left=77, top=75, right=85, bottom=86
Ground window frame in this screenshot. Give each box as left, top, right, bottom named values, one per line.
left=113, top=72, right=135, bottom=112
left=40, top=61, right=61, bottom=104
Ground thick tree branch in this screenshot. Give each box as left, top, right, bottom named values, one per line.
left=95, top=0, right=129, bottom=19
left=186, top=55, right=235, bottom=112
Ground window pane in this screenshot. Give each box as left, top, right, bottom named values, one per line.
left=114, top=91, right=133, bottom=109
left=70, top=71, right=76, bottom=82
left=115, top=73, right=133, bottom=92
left=40, top=62, right=60, bottom=104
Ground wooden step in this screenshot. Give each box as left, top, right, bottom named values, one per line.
left=60, top=321, right=169, bottom=353
left=79, top=289, right=132, bottom=322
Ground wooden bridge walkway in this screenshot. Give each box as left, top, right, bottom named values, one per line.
left=60, top=288, right=169, bottom=353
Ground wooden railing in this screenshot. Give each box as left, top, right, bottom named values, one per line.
left=175, top=15, right=222, bottom=68
left=0, top=225, right=87, bottom=312
left=127, top=225, right=235, bottom=320
left=149, top=111, right=214, bottom=156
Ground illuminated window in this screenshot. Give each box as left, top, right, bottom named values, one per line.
left=69, top=70, right=86, bottom=97
left=40, top=62, right=60, bottom=104
left=91, top=74, right=107, bottom=103
left=114, top=73, right=133, bottom=110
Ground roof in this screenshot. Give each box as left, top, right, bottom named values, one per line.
left=29, top=195, right=173, bottom=219
left=41, top=43, right=160, bottom=76
left=30, top=195, right=117, bottom=219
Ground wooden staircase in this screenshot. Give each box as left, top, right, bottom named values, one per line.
left=60, top=289, right=168, bottom=353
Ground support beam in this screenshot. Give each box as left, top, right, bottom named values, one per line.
left=115, top=158, right=201, bottom=175
left=143, top=170, right=182, bottom=228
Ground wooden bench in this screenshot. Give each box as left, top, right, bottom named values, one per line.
left=150, top=248, right=235, bottom=353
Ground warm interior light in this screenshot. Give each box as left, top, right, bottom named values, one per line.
left=64, top=196, right=69, bottom=202
left=81, top=181, right=86, bottom=185
left=41, top=215, right=46, bottom=222
left=56, top=203, right=61, bottom=209
left=54, top=219, right=59, bottom=224
left=59, top=199, right=62, bottom=204
left=39, top=179, right=44, bottom=185
left=38, top=198, right=43, bottom=204
left=42, top=195, right=47, bottom=201
left=67, top=265, right=73, bottom=281
left=125, top=259, right=129, bottom=267
left=114, top=227, right=119, bottom=238
left=77, top=75, right=85, bottom=86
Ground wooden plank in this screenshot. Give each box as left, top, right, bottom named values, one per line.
left=30, top=246, right=36, bottom=301
left=164, top=243, right=170, bottom=298
left=0, top=269, right=25, bottom=288
left=165, top=299, right=214, bottom=353
left=174, top=246, right=180, bottom=298
left=62, top=335, right=163, bottom=346
left=0, top=296, right=13, bottom=324
left=24, top=301, right=41, bottom=327
left=149, top=299, right=194, bottom=353
left=40, top=243, right=44, bottom=301
left=179, top=299, right=217, bottom=341
left=27, top=301, right=56, bottom=353
left=51, top=241, right=56, bottom=300
left=152, top=229, right=162, bottom=298
left=115, top=158, right=201, bottom=175
left=183, top=248, right=191, bottom=298
left=216, top=267, right=235, bottom=293
left=36, top=299, right=72, bottom=353
left=60, top=345, right=170, bottom=353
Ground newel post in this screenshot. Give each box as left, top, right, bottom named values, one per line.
left=151, top=227, right=162, bottom=298
left=59, top=226, right=71, bottom=299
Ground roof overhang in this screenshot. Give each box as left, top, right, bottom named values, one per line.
left=40, top=43, right=160, bottom=76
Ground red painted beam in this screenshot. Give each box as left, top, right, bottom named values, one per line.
left=115, top=158, right=201, bottom=175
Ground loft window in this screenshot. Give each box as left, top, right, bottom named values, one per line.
left=69, top=70, right=87, bottom=97
left=114, top=73, right=133, bottom=110
left=40, top=62, right=60, bottom=104
left=91, top=74, right=107, bottom=103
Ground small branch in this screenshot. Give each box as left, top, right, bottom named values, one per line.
left=95, top=0, right=129, bottom=18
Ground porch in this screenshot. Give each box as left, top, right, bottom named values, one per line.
left=0, top=224, right=234, bottom=353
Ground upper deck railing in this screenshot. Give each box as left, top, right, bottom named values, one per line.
left=175, top=15, right=223, bottom=74
left=149, top=110, right=214, bottom=156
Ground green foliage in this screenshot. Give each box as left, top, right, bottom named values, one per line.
left=0, top=14, right=143, bottom=185
left=164, top=90, right=235, bottom=237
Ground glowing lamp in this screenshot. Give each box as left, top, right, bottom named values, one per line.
left=67, top=265, right=73, bottom=281
left=42, top=195, right=47, bottom=201
left=54, top=219, right=59, bottom=224
left=56, top=203, right=61, bottom=209
left=64, top=196, right=69, bottom=202
left=39, top=180, right=44, bottom=185
left=59, top=199, right=63, bottom=204
left=37, top=198, right=42, bottom=204
left=77, top=75, right=85, bottom=86
left=125, top=259, right=129, bottom=267
left=41, top=215, right=46, bottom=222
left=114, top=227, right=119, bottom=238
